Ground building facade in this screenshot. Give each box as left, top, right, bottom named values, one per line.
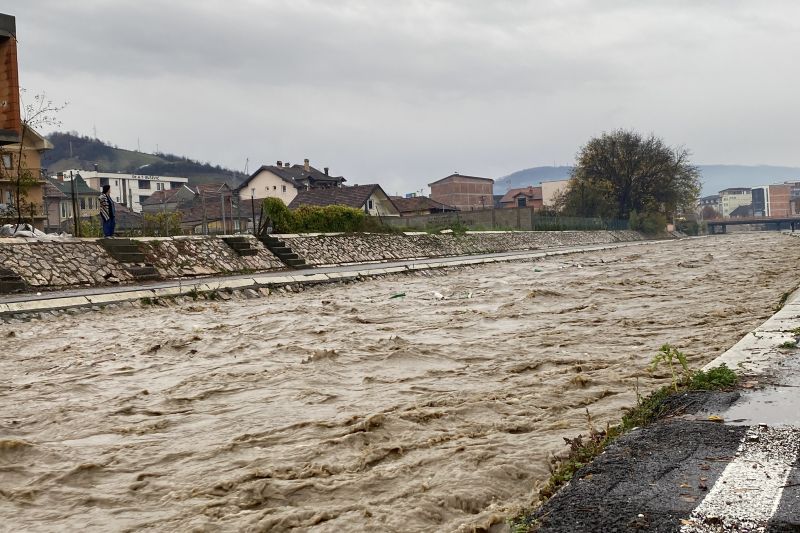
left=719, top=188, right=752, bottom=218
left=428, top=173, right=494, bottom=211
left=43, top=173, right=100, bottom=231
left=0, top=13, right=20, bottom=146
left=235, top=159, right=345, bottom=205
left=57, top=170, right=189, bottom=213
left=0, top=126, right=52, bottom=229
left=498, top=186, right=543, bottom=209
left=540, top=179, right=570, bottom=208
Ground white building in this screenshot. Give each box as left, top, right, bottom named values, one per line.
left=54, top=170, right=189, bottom=213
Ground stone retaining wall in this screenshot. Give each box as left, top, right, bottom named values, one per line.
left=282, top=230, right=645, bottom=266
left=0, top=230, right=649, bottom=292
left=138, top=236, right=284, bottom=278
left=0, top=241, right=134, bottom=288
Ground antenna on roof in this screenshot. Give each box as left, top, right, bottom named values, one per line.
left=244, top=157, right=249, bottom=174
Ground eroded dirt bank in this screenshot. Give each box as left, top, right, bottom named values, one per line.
left=1, top=233, right=798, bottom=532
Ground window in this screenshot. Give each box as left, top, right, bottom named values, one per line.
left=138, top=180, right=151, bottom=189
left=115, top=180, right=119, bottom=186
left=2, top=154, right=11, bottom=169
left=517, top=197, right=527, bottom=207
left=139, top=195, right=150, bottom=204
left=170, top=182, right=181, bottom=189
left=116, top=197, right=120, bottom=203
left=156, top=182, right=165, bottom=191
left=282, top=185, right=286, bottom=193
left=368, top=199, right=374, bottom=210
left=61, top=203, right=67, bottom=218
left=80, top=198, right=86, bottom=210
left=100, top=177, right=109, bottom=187
left=273, top=186, right=277, bottom=190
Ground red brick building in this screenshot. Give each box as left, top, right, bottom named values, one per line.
left=428, top=173, right=493, bottom=211
left=0, top=13, right=21, bottom=146
left=498, top=186, right=543, bottom=209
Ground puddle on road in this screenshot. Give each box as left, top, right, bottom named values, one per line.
left=723, top=352, right=800, bottom=426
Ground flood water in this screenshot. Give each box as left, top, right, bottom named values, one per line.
left=1, top=233, right=799, bottom=532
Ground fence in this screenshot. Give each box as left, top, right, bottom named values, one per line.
left=378, top=206, right=628, bottom=232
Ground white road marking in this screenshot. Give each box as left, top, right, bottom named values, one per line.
left=681, top=425, right=800, bottom=532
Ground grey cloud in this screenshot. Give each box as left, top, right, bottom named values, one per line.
left=9, top=0, right=800, bottom=192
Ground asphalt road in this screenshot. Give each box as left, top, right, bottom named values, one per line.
left=524, top=391, right=800, bottom=532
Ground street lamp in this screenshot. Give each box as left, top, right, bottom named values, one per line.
left=250, top=188, right=256, bottom=235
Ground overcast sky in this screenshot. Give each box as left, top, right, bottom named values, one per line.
left=11, top=0, right=800, bottom=194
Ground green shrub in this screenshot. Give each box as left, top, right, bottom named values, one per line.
left=143, top=212, right=182, bottom=236
left=260, top=197, right=293, bottom=233
left=629, top=210, right=667, bottom=235
left=290, top=205, right=366, bottom=233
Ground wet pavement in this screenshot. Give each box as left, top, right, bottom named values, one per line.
left=528, top=280, right=800, bottom=532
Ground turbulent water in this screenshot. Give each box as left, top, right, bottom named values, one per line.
left=1, top=233, right=799, bottom=533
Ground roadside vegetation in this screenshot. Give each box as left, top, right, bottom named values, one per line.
left=508, top=345, right=738, bottom=532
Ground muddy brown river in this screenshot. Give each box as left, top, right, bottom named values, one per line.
left=1, top=233, right=799, bottom=532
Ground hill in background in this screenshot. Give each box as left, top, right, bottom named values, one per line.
left=495, top=164, right=800, bottom=196
left=41, top=132, right=247, bottom=187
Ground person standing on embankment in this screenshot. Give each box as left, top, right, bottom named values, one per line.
left=99, top=185, right=116, bottom=238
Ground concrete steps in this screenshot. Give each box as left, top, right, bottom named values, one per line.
left=98, top=238, right=162, bottom=282
left=0, top=267, right=26, bottom=294
left=260, top=235, right=307, bottom=269
left=222, top=236, right=259, bottom=257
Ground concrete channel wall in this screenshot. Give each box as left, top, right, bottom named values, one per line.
left=0, top=230, right=646, bottom=292
left=282, top=230, right=645, bottom=266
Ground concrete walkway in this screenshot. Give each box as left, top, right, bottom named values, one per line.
left=526, top=289, right=800, bottom=532
left=0, top=238, right=673, bottom=316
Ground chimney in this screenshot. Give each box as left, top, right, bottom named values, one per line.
left=276, top=160, right=282, bottom=167
left=57, top=172, right=64, bottom=182
left=324, top=167, right=329, bottom=176
left=304, top=158, right=310, bottom=172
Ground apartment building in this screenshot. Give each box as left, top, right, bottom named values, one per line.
left=56, top=170, right=189, bottom=213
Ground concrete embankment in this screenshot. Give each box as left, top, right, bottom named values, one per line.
left=524, top=287, right=800, bottom=532
left=0, top=230, right=646, bottom=293
left=0, top=235, right=661, bottom=320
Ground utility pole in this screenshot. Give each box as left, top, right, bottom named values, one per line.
left=69, top=171, right=80, bottom=237
left=220, top=193, right=226, bottom=234
left=250, top=188, right=256, bottom=235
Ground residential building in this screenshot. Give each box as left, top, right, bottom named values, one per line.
left=177, top=182, right=242, bottom=234
left=59, top=169, right=190, bottom=213
left=719, top=188, right=752, bottom=218
left=43, top=173, right=100, bottom=231
left=540, top=179, right=570, bottom=208
left=140, top=185, right=196, bottom=213
left=288, top=184, right=400, bottom=216
left=0, top=125, right=52, bottom=229
left=428, top=173, right=494, bottom=211
left=748, top=182, right=800, bottom=217
left=765, top=182, right=800, bottom=217
left=389, top=196, right=457, bottom=216
left=0, top=13, right=20, bottom=146
left=729, top=204, right=753, bottom=218
left=751, top=187, right=769, bottom=217
left=235, top=159, right=345, bottom=205
left=698, top=194, right=722, bottom=218
left=498, top=186, right=543, bottom=209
